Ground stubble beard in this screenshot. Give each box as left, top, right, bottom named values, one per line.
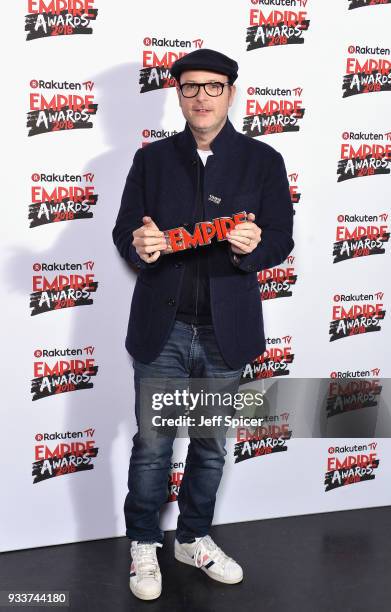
left=187, top=114, right=227, bottom=138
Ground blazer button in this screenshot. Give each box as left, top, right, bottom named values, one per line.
left=167, top=298, right=176, bottom=306
left=174, top=262, right=183, bottom=268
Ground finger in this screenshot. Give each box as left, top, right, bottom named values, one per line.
left=134, top=239, right=167, bottom=255
left=133, top=235, right=167, bottom=247
left=142, top=241, right=168, bottom=253
left=134, top=228, right=164, bottom=238
left=142, top=250, right=160, bottom=263
left=143, top=229, right=165, bottom=236
left=229, top=227, right=261, bottom=240
left=228, top=230, right=258, bottom=243
left=227, top=235, right=252, bottom=248
left=227, top=237, right=252, bottom=252
left=143, top=217, right=159, bottom=229
left=137, top=236, right=167, bottom=246
left=231, top=222, right=256, bottom=231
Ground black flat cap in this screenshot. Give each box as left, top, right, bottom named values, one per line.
left=170, top=48, right=238, bottom=84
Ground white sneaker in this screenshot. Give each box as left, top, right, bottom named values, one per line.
left=129, top=540, right=163, bottom=600
left=174, top=535, right=243, bottom=584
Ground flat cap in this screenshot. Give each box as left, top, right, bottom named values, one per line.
left=170, top=48, right=238, bottom=84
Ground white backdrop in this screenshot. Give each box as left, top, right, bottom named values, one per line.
left=1, top=0, right=390, bottom=552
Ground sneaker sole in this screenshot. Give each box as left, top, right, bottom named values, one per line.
left=174, top=550, right=243, bottom=584
left=129, top=581, right=162, bottom=601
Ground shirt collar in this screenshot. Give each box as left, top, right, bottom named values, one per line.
left=176, top=117, right=238, bottom=161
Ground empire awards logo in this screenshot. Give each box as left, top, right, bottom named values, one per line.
left=333, top=213, right=389, bottom=262
left=139, top=36, right=203, bottom=93
left=329, top=292, right=386, bottom=341
left=241, top=335, right=295, bottom=381
left=31, top=345, right=99, bottom=400
left=326, top=379, right=382, bottom=418
left=27, top=78, right=97, bottom=136
left=343, top=45, right=391, bottom=97
left=258, top=255, right=297, bottom=299
left=25, top=0, right=98, bottom=40
left=324, top=442, right=380, bottom=491
left=29, top=170, right=97, bottom=226
left=32, top=426, right=99, bottom=483
left=243, top=86, right=305, bottom=137
left=337, top=131, right=391, bottom=181
left=246, top=1, right=310, bottom=51
left=30, top=260, right=98, bottom=315
left=234, top=412, right=292, bottom=463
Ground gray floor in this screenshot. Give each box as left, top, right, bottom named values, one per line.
left=1, top=507, right=390, bottom=611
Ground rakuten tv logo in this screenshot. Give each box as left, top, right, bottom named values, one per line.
left=258, top=255, right=297, bottom=299
left=32, top=427, right=98, bottom=483
left=241, top=335, right=295, bottom=381
left=330, top=367, right=381, bottom=379
left=243, top=86, right=305, bottom=137
left=141, top=128, right=178, bottom=148
left=333, top=213, right=389, bottom=262
left=337, top=131, right=391, bottom=181
left=30, top=260, right=98, bottom=315
left=27, top=79, right=97, bottom=136
left=234, top=413, right=291, bottom=463
left=139, top=36, right=203, bottom=93
left=343, top=45, right=391, bottom=97
left=31, top=345, right=98, bottom=400
left=349, top=0, right=391, bottom=8
left=25, top=0, right=98, bottom=40
left=246, top=3, right=310, bottom=51
left=326, top=379, right=382, bottom=418
left=329, top=292, right=386, bottom=341
left=29, top=171, right=97, bottom=227
left=324, top=442, right=379, bottom=491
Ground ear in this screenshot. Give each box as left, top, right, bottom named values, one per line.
left=175, top=81, right=182, bottom=106
left=228, top=84, right=236, bottom=107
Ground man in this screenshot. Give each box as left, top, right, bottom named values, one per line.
left=112, top=48, right=294, bottom=601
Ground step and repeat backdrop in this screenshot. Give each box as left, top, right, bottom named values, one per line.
left=1, top=0, right=390, bottom=552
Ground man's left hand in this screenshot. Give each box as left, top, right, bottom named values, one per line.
left=226, top=212, right=262, bottom=254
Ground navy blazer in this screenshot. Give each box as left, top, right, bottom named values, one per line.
left=112, top=118, right=294, bottom=369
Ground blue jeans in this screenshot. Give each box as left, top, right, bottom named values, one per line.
left=124, top=319, right=243, bottom=544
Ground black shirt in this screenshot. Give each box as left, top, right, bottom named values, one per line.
left=175, top=153, right=213, bottom=325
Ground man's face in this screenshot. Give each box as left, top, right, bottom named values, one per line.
left=176, top=69, right=236, bottom=135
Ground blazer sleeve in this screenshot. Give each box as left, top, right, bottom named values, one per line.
left=229, top=150, right=294, bottom=273
left=112, top=148, right=161, bottom=270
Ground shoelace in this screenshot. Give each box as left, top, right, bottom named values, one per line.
left=132, top=543, right=160, bottom=578
left=193, top=535, right=232, bottom=569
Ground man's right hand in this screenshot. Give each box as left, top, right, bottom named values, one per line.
left=132, top=216, right=173, bottom=263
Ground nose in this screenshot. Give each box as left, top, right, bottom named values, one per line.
left=195, top=85, right=208, bottom=102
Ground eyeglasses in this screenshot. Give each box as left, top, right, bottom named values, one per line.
left=179, top=81, right=230, bottom=98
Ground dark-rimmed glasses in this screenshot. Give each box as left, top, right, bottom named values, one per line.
left=179, top=82, right=230, bottom=98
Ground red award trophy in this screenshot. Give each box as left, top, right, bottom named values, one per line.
left=163, top=211, right=248, bottom=253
